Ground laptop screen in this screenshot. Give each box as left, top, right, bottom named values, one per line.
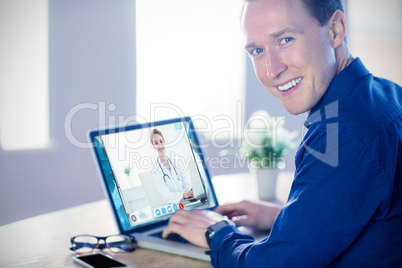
left=89, top=117, right=218, bottom=233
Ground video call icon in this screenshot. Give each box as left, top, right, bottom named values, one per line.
left=161, top=207, right=167, bottom=214
left=154, top=202, right=189, bottom=218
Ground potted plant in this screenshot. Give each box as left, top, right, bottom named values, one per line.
left=240, top=110, right=298, bottom=201
left=124, top=166, right=131, bottom=176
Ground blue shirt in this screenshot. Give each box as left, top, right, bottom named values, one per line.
left=210, top=58, right=402, bottom=267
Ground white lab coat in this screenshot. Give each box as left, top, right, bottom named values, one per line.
left=153, top=157, right=192, bottom=204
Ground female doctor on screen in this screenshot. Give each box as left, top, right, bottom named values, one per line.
left=150, top=129, right=193, bottom=204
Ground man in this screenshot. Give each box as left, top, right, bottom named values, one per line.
left=163, top=0, right=402, bottom=266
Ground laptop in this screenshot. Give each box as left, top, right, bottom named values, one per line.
left=88, top=117, right=219, bottom=261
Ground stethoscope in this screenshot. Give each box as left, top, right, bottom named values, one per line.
left=157, top=157, right=179, bottom=183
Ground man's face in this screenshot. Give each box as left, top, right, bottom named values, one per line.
left=242, top=0, right=338, bottom=115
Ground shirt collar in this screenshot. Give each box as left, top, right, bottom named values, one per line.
left=304, top=57, right=370, bottom=128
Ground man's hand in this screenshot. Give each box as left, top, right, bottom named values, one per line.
left=162, top=209, right=224, bottom=248
left=215, top=200, right=282, bottom=231
left=162, top=200, right=282, bottom=248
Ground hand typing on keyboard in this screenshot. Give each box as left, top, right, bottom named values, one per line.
left=162, top=209, right=224, bottom=248
left=165, top=233, right=189, bottom=243
left=151, top=230, right=189, bottom=243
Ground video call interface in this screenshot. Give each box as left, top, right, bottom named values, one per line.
left=93, top=121, right=216, bottom=230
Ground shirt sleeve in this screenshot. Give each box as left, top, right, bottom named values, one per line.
left=211, top=125, right=389, bottom=267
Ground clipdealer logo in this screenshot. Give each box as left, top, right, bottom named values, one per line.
left=304, top=101, right=339, bottom=168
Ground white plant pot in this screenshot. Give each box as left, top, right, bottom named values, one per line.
left=250, top=168, right=279, bottom=202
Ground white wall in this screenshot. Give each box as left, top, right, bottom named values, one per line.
left=348, top=0, right=401, bottom=85
left=0, top=0, right=136, bottom=225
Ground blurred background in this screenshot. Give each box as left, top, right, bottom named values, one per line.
left=0, top=0, right=400, bottom=226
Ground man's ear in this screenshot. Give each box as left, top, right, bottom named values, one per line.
left=328, top=10, right=347, bottom=48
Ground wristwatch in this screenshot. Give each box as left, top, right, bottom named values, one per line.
left=205, top=216, right=235, bottom=247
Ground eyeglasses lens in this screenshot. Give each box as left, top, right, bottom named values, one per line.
left=72, top=235, right=99, bottom=253
left=106, top=235, right=133, bottom=252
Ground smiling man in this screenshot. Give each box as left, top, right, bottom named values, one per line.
left=243, top=0, right=352, bottom=115
left=162, top=0, right=402, bottom=266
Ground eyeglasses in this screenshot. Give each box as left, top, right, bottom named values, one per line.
left=70, top=235, right=136, bottom=254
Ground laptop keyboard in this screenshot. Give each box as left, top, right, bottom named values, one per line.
left=150, top=231, right=189, bottom=244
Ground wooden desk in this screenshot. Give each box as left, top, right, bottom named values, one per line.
left=0, top=172, right=293, bottom=267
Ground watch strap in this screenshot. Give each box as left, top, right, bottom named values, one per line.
left=205, top=216, right=235, bottom=247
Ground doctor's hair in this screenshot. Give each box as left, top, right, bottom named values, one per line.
left=150, top=129, right=165, bottom=145
left=242, top=0, right=345, bottom=26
